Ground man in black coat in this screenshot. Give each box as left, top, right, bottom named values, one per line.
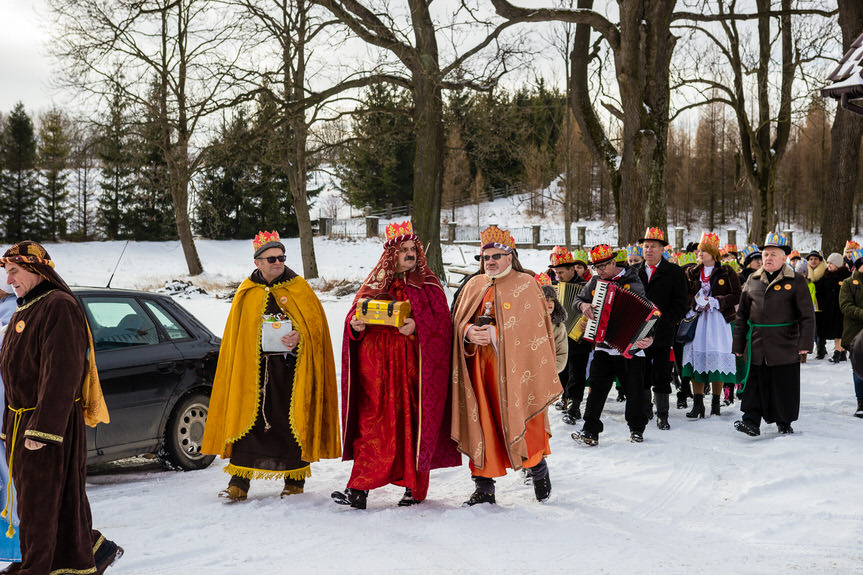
left=637, top=228, right=689, bottom=430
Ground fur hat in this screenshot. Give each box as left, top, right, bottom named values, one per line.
left=827, top=252, right=844, bottom=268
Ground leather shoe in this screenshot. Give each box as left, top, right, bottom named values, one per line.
left=462, top=490, right=495, bottom=507
left=218, top=485, right=248, bottom=503
left=331, top=488, right=368, bottom=509
left=734, top=419, right=761, bottom=437
left=397, top=488, right=421, bottom=507
left=95, top=539, right=124, bottom=575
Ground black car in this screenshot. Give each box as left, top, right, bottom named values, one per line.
left=73, top=287, right=220, bottom=471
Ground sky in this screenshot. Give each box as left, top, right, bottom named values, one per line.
left=0, top=0, right=62, bottom=115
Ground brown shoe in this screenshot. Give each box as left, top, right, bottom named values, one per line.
left=280, top=484, right=303, bottom=498
left=218, top=485, right=248, bottom=502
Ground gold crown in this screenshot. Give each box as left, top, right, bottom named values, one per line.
left=846, top=240, right=860, bottom=251
left=253, top=230, right=281, bottom=251
left=699, top=232, right=720, bottom=247
left=385, top=220, right=413, bottom=242
left=480, top=226, right=515, bottom=249
left=549, top=246, right=574, bottom=266
left=641, top=227, right=666, bottom=243
left=590, top=244, right=615, bottom=264
left=535, top=272, right=552, bottom=286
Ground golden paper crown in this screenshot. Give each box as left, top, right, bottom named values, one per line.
left=763, top=231, right=789, bottom=249
left=590, top=244, right=616, bottom=264
left=549, top=245, right=575, bottom=266
left=740, top=244, right=760, bottom=259
left=846, top=240, right=860, bottom=251
left=699, top=232, right=720, bottom=248
left=480, top=226, right=515, bottom=250
left=385, top=220, right=413, bottom=242
left=534, top=272, right=552, bottom=286
left=789, top=249, right=800, bottom=259
left=640, top=227, right=668, bottom=245
left=253, top=230, right=281, bottom=251
left=723, top=244, right=737, bottom=254
left=626, top=245, right=642, bottom=258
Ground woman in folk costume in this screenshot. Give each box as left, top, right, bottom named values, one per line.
left=202, top=231, right=340, bottom=501
left=817, top=253, right=851, bottom=362
left=0, top=272, right=19, bottom=564
left=335, top=222, right=460, bottom=509
left=682, top=232, right=742, bottom=419
left=451, top=226, right=560, bottom=505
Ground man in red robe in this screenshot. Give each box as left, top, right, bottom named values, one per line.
left=333, top=221, right=461, bottom=509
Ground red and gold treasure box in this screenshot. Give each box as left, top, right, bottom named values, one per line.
left=355, top=298, right=412, bottom=328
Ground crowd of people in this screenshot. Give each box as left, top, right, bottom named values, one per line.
left=0, top=223, right=860, bottom=572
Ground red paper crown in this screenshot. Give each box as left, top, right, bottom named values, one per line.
left=846, top=240, right=860, bottom=251
left=549, top=245, right=575, bottom=266
left=723, top=244, right=737, bottom=254
left=590, top=244, right=616, bottom=264
left=789, top=249, right=800, bottom=259
left=699, top=232, right=720, bottom=248
left=535, top=272, right=552, bottom=286
left=384, top=220, right=418, bottom=247
left=253, top=230, right=281, bottom=251
left=480, top=226, right=515, bottom=250
left=640, top=227, right=667, bottom=244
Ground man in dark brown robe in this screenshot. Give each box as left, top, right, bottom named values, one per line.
left=0, top=241, right=121, bottom=575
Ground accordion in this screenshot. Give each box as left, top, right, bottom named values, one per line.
left=555, top=281, right=587, bottom=340
left=584, top=280, right=661, bottom=358
left=355, top=298, right=412, bottom=328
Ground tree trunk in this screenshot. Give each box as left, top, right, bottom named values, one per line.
left=822, top=0, right=863, bottom=255
left=412, top=74, right=445, bottom=277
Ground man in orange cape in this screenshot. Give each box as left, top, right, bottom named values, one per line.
left=451, top=226, right=561, bottom=505
left=202, top=231, right=340, bottom=501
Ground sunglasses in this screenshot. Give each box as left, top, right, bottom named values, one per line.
left=592, top=261, right=613, bottom=270
left=256, top=255, right=286, bottom=263
left=482, top=253, right=508, bottom=262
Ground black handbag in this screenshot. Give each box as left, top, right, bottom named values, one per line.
left=675, top=311, right=701, bottom=344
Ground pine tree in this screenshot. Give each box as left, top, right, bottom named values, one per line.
left=0, top=103, right=40, bottom=242
left=38, top=108, right=72, bottom=241
left=98, top=79, right=137, bottom=240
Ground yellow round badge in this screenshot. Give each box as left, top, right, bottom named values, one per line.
left=855, top=280, right=860, bottom=286
left=624, top=284, right=631, bottom=290
left=279, top=296, right=288, bottom=304
left=718, top=279, right=725, bottom=286
left=784, top=284, right=792, bottom=290
left=503, top=303, right=511, bottom=310
left=15, top=321, right=25, bottom=333
left=774, top=285, right=781, bottom=291
left=272, top=322, right=281, bottom=329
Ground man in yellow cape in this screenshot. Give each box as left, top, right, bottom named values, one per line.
left=202, top=231, right=340, bottom=501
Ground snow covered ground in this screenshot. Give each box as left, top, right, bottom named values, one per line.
left=2, top=232, right=862, bottom=574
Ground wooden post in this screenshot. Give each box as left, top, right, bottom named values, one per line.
left=783, top=229, right=794, bottom=248
left=447, top=222, right=457, bottom=244
left=532, top=225, right=541, bottom=249
left=366, top=217, right=379, bottom=238
left=577, top=225, right=587, bottom=248
left=675, top=227, right=685, bottom=251
left=319, top=217, right=331, bottom=237
left=727, top=229, right=737, bottom=247
left=386, top=203, right=393, bottom=219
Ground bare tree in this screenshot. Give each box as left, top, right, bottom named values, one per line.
left=48, top=0, right=251, bottom=275
left=309, top=0, right=521, bottom=276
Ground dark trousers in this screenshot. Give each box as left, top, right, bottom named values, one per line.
left=644, top=345, right=673, bottom=394
left=740, top=362, right=800, bottom=426
left=561, top=340, right=590, bottom=411
left=583, top=351, right=647, bottom=435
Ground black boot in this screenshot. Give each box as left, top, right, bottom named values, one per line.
left=398, top=488, right=421, bottom=507
left=711, top=394, right=721, bottom=416
left=331, top=488, right=368, bottom=509
left=829, top=350, right=841, bottom=363
left=816, top=341, right=827, bottom=359
left=734, top=419, right=761, bottom=437
left=686, top=394, right=705, bottom=419
left=839, top=350, right=848, bottom=362
left=676, top=389, right=688, bottom=409
left=856, top=399, right=863, bottom=419
left=655, top=393, right=670, bottom=430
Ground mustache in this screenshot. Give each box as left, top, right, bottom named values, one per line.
left=404, top=256, right=415, bottom=261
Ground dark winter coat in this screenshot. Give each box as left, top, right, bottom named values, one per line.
left=685, top=263, right=741, bottom=323
left=733, top=266, right=816, bottom=366
left=637, top=258, right=688, bottom=348
left=838, top=268, right=863, bottom=348
left=815, top=266, right=850, bottom=340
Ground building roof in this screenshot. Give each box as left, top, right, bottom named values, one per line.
left=822, top=31, right=863, bottom=114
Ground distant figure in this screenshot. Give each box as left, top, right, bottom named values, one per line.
left=203, top=231, right=340, bottom=502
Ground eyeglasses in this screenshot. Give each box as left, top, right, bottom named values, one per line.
left=256, top=255, right=286, bottom=263
left=482, top=253, right=508, bottom=262
left=592, top=261, right=613, bottom=271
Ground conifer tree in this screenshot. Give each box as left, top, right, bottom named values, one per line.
left=38, top=107, right=72, bottom=241
left=98, top=78, right=137, bottom=240
left=0, top=103, right=40, bottom=242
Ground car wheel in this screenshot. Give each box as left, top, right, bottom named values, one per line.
left=162, top=391, right=216, bottom=471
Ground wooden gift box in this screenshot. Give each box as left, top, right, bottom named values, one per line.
left=355, top=299, right=412, bottom=328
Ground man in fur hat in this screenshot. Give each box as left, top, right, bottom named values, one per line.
left=451, top=226, right=560, bottom=505
left=202, top=231, right=340, bottom=502
left=0, top=241, right=121, bottom=574
left=333, top=222, right=460, bottom=510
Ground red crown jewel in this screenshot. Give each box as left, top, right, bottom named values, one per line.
left=253, top=230, right=281, bottom=251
